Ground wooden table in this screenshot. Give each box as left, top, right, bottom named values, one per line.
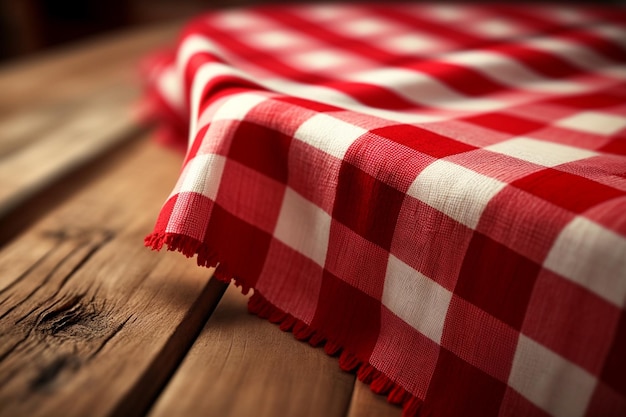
left=0, top=22, right=401, bottom=417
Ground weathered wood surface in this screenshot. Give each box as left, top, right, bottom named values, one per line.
left=0, top=20, right=403, bottom=417
left=0, top=137, right=224, bottom=417
left=149, top=285, right=357, bottom=417
left=347, top=381, right=402, bottom=417
left=0, top=21, right=182, bottom=218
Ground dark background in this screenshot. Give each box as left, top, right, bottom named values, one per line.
left=0, top=0, right=291, bottom=62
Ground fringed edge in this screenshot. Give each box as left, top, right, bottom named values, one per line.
left=145, top=231, right=423, bottom=416
left=145, top=231, right=214, bottom=266
left=248, top=292, right=423, bottom=417
left=144, top=231, right=253, bottom=294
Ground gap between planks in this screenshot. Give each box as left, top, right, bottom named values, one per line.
left=0, top=138, right=223, bottom=417
left=0, top=135, right=402, bottom=417
left=0, top=129, right=148, bottom=247
left=147, top=284, right=402, bottom=417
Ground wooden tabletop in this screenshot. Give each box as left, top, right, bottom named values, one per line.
left=0, top=21, right=402, bottom=417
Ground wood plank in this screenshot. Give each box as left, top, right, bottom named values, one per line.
left=0, top=21, right=183, bottom=114
left=0, top=121, right=141, bottom=247
left=0, top=21, right=181, bottom=155
left=0, top=88, right=141, bottom=218
left=149, top=285, right=356, bottom=417
left=0, top=137, right=226, bottom=417
left=0, top=21, right=184, bottom=219
left=347, top=381, right=402, bottom=417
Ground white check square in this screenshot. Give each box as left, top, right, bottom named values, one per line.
left=288, top=49, right=366, bottom=71
left=408, top=159, right=506, bottom=229
left=274, top=188, right=332, bottom=267
left=544, top=216, right=626, bottom=307
left=179, top=153, right=226, bottom=200
left=486, top=137, right=597, bottom=167
left=379, top=33, right=448, bottom=55
left=383, top=255, right=452, bottom=344
left=556, top=112, right=626, bottom=136
left=212, top=92, right=269, bottom=122
left=509, top=335, right=596, bottom=417
left=244, top=30, right=313, bottom=49
left=338, top=17, right=400, bottom=36
left=294, top=114, right=367, bottom=159
left=469, top=19, right=526, bottom=37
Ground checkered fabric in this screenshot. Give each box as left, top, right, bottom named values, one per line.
left=143, top=4, right=626, bottom=416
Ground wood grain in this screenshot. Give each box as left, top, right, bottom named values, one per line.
left=0, top=137, right=223, bottom=417
left=0, top=89, right=141, bottom=218
left=347, top=381, right=402, bottom=417
left=0, top=18, right=408, bottom=417
left=149, top=285, right=356, bottom=417
left=0, top=21, right=183, bottom=219
left=0, top=21, right=182, bottom=114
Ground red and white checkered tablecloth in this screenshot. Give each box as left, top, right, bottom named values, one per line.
left=143, top=4, right=626, bottom=416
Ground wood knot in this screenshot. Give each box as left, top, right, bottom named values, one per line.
left=37, top=294, right=108, bottom=339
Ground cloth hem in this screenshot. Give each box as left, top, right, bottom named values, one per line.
left=145, top=231, right=423, bottom=417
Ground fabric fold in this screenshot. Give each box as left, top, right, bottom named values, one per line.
left=144, top=4, right=626, bottom=416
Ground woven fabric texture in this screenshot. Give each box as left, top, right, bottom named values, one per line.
left=143, top=4, right=626, bottom=416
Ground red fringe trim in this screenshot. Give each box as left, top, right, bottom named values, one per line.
left=249, top=292, right=423, bottom=417
left=144, top=231, right=252, bottom=294
left=145, top=231, right=423, bottom=416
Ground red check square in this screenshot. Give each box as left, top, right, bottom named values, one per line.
left=325, top=221, right=389, bottom=299
left=333, top=162, right=405, bottom=250
left=455, top=232, right=541, bottom=330
left=425, top=348, right=508, bottom=417
left=512, top=168, right=624, bottom=214
left=370, top=307, right=441, bottom=399
left=256, top=239, right=324, bottom=325
left=311, top=270, right=381, bottom=360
